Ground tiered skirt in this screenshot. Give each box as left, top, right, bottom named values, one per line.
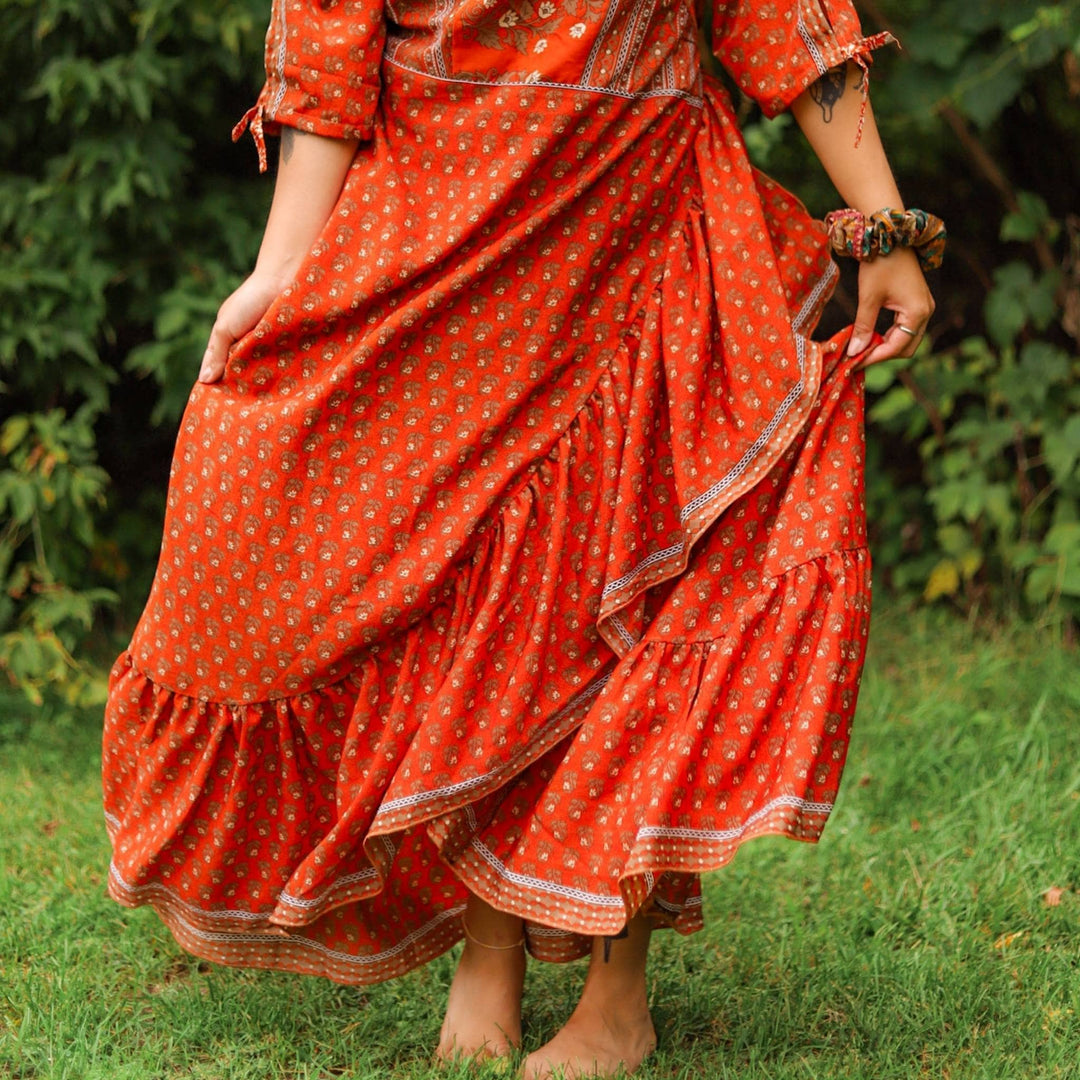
left=104, top=72, right=871, bottom=984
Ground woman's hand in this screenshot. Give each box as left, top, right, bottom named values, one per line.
left=847, top=247, right=936, bottom=366
left=198, top=269, right=293, bottom=384
left=790, top=63, right=938, bottom=366
left=198, top=127, right=361, bottom=384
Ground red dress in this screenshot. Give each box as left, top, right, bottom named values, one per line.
left=103, top=0, right=891, bottom=984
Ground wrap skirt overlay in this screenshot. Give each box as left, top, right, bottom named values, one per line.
left=103, top=0, right=890, bottom=983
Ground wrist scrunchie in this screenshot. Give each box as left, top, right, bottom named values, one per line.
left=824, top=208, right=947, bottom=271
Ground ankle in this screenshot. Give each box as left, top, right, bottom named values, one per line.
left=462, top=916, right=525, bottom=953
left=462, top=895, right=525, bottom=950
left=578, top=974, right=650, bottom=1018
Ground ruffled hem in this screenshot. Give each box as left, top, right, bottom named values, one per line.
left=106, top=543, right=868, bottom=983
left=105, top=332, right=871, bottom=982
left=106, top=67, right=874, bottom=985
left=430, top=547, right=870, bottom=941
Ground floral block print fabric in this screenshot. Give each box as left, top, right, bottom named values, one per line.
left=104, top=0, right=892, bottom=984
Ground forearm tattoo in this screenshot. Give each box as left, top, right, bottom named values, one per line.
left=810, top=65, right=848, bottom=123
left=281, top=127, right=296, bottom=164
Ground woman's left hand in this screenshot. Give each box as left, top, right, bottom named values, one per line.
left=199, top=269, right=291, bottom=384
left=847, top=247, right=936, bottom=366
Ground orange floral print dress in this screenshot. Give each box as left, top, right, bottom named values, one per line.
left=103, top=0, right=893, bottom=983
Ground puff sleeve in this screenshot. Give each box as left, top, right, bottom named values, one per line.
left=710, top=0, right=895, bottom=118
left=234, top=0, right=387, bottom=170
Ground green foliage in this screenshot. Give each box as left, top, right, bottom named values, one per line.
left=866, top=328, right=1080, bottom=615
left=744, top=1, right=1080, bottom=622
left=0, top=409, right=115, bottom=705
left=2, top=0, right=1079, bottom=706
left=0, top=0, right=269, bottom=703
left=886, top=0, right=1080, bottom=128
left=861, top=1, right=1080, bottom=620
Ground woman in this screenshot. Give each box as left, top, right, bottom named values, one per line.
left=102, top=0, right=937, bottom=1075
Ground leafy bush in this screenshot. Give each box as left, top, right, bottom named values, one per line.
left=749, top=0, right=1080, bottom=623
left=1, top=0, right=1078, bottom=707
left=1, top=0, right=268, bottom=704
left=861, top=0, right=1080, bottom=622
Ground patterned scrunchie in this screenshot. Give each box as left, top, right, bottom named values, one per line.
left=824, top=208, right=947, bottom=271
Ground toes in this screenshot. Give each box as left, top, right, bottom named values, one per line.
left=435, top=1041, right=502, bottom=1064
left=521, top=1050, right=557, bottom=1080
left=522, top=1044, right=593, bottom=1080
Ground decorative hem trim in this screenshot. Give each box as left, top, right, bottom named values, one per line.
left=370, top=669, right=611, bottom=831
left=269, top=1, right=289, bottom=120
left=636, top=795, right=834, bottom=843
left=384, top=55, right=704, bottom=110
left=797, top=8, right=829, bottom=76
left=598, top=257, right=838, bottom=619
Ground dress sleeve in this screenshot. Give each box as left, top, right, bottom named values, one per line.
left=710, top=0, right=895, bottom=118
left=234, top=0, right=387, bottom=170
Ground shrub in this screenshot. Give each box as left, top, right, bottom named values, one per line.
left=0, top=0, right=268, bottom=704
left=2, top=0, right=1077, bottom=707
left=748, top=0, right=1080, bottom=623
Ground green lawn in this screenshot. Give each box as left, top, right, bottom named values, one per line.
left=2, top=606, right=1078, bottom=1079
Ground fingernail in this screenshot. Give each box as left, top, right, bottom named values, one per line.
left=847, top=335, right=869, bottom=357
left=199, top=366, right=211, bottom=382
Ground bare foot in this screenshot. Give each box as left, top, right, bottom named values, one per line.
left=436, top=901, right=526, bottom=1062
left=522, top=995, right=656, bottom=1078
left=522, top=916, right=656, bottom=1079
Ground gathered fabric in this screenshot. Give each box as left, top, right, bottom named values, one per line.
left=103, top=0, right=890, bottom=984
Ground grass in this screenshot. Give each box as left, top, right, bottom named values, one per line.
left=1, top=605, right=1078, bottom=1079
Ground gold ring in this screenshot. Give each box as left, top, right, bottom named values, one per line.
left=896, top=324, right=918, bottom=337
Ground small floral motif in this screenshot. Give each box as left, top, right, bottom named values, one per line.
left=115, top=0, right=886, bottom=992
left=534, top=37, right=548, bottom=52
left=537, top=1, right=555, bottom=17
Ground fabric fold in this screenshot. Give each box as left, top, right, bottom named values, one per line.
left=594, top=78, right=837, bottom=653
left=106, top=0, right=883, bottom=986
left=106, top=307, right=870, bottom=981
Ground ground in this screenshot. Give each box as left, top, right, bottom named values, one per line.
left=1, top=604, right=1078, bottom=1079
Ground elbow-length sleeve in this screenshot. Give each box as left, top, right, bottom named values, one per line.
left=710, top=0, right=895, bottom=118
left=234, top=0, right=387, bottom=169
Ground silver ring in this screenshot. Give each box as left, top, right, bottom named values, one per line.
left=895, top=324, right=918, bottom=337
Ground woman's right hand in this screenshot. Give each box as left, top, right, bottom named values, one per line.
left=198, top=269, right=292, bottom=384
left=198, top=128, right=361, bottom=384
